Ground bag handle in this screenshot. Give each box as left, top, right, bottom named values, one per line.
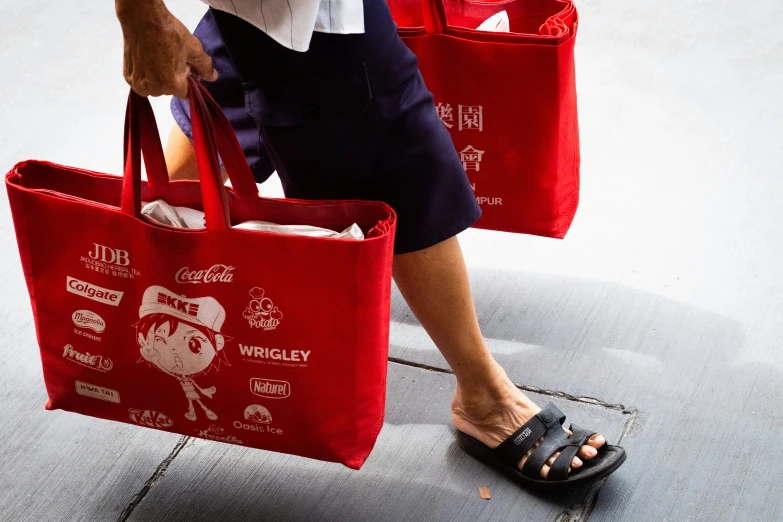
left=422, top=0, right=447, bottom=34
left=121, top=76, right=260, bottom=229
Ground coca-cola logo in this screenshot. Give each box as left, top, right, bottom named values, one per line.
left=72, top=310, right=106, bottom=333
left=175, top=264, right=235, bottom=284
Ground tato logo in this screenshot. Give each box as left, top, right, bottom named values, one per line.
left=75, top=381, right=120, bottom=403
left=242, top=287, right=282, bottom=330
left=72, top=310, right=106, bottom=333
left=175, top=264, right=235, bottom=284
left=128, top=408, right=174, bottom=429
left=250, top=378, right=290, bottom=399
left=67, top=277, right=123, bottom=306
left=89, top=243, right=130, bottom=266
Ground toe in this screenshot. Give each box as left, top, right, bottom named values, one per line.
left=578, top=444, right=598, bottom=459
left=588, top=433, right=606, bottom=449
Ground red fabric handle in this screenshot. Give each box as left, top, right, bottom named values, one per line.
left=120, top=77, right=260, bottom=229
left=422, top=0, right=446, bottom=34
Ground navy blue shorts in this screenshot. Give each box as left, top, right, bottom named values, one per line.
left=171, top=0, right=481, bottom=254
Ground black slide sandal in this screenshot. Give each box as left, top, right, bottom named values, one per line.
left=457, top=403, right=627, bottom=492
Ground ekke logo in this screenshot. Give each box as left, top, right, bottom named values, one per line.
left=75, top=381, right=120, bottom=403
left=89, top=243, right=129, bottom=266
left=156, top=292, right=199, bottom=317
left=72, top=310, right=106, bottom=333
left=67, top=277, right=123, bottom=306
left=250, top=378, right=290, bottom=399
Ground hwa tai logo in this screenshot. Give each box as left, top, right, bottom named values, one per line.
left=242, top=288, right=282, bottom=330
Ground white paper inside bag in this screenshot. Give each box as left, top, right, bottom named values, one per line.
left=141, top=199, right=364, bottom=240
left=476, top=11, right=510, bottom=32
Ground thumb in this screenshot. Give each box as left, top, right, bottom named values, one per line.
left=186, top=37, right=218, bottom=82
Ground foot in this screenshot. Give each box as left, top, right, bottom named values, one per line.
left=204, top=409, right=218, bottom=421
left=451, top=365, right=606, bottom=479
left=185, top=410, right=197, bottom=421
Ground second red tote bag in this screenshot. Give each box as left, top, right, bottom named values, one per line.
left=389, top=0, right=580, bottom=238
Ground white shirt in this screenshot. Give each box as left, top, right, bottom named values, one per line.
left=201, top=0, right=364, bottom=52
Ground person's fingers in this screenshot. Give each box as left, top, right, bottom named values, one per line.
left=171, top=72, right=189, bottom=99
left=186, top=36, right=217, bottom=82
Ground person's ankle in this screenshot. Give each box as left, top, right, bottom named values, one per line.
left=453, top=364, right=537, bottom=419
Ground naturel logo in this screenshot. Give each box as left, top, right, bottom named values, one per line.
left=250, top=378, right=291, bottom=399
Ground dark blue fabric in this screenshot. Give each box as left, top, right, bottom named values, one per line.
left=171, top=0, right=480, bottom=254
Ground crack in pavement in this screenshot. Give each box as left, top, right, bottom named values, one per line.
left=116, top=357, right=639, bottom=522
left=117, top=436, right=191, bottom=522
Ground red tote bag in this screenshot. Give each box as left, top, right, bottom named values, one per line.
left=389, top=0, right=580, bottom=238
left=5, top=78, right=396, bottom=470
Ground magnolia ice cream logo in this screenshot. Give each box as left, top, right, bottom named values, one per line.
left=128, top=408, right=174, bottom=429
left=197, top=425, right=243, bottom=444
left=176, top=264, right=235, bottom=284
left=243, top=287, right=282, bottom=330
left=72, top=310, right=106, bottom=333
left=63, top=344, right=113, bottom=372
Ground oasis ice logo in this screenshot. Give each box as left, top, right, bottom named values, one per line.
left=250, top=378, right=290, bottom=399
left=63, top=344, right=113, bottom=372
left=128, top=408, right=174, bottom=429
left=175, top=264, right=235, bottom=284
left=196, top=425, right=243, bottom=445
left=244, top=404, right=273, bottom=424
left=72, top=310, right=106, bottom=333
left=89, top=243, right=129, bottom=266
left=242, top=287, right=282, bottom=330
left=67, top=277, right=123, bottom=306
left=75, top=381, right=120, bottom=403
left=234, top=404, right=283, bottom=434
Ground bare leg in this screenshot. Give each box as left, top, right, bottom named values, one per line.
left=164, top=128, right=605, bottom=477
left=393, top=237, right=605, bottom=478
left=185, top=399, right=197, bottom=421
left=196, top=400, right=218, bottom=420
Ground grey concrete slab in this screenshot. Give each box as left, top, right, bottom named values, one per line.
left=0, top=209, right=184, bottom=522
left=127, top=362, right=630, bottom=522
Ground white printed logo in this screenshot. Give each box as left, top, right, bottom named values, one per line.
left=63, top=345, right=113, bottom=372
left=89, top=243, right=130, bottom=266
left=75, top=381, right=120, bottom=403
left=234, top=405, right=284, bottom=435
left=239, top=344, right=310, bottom=367
left=513, top=427, right=533, bottom=445
left=80, top=243, right=140, bottom=279
left=72, top=310, right=106, bottom=333
left=242, top=287, right=282, bottom=330
left=175, top=264, right=235, bottom=284
left=196, top=425, right=243, bottom=444
left=250, top=378, right=290, bottom=399
left=128, top=408, right=174, bottom=429
left=67, top=277, right=123, bottom=306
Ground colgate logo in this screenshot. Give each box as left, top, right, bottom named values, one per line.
left=250, top=378, right=291, bottom=399
left=175, top=264, right=235, bottom=284
left=67, top=277, right=123, bottom=306
left=72, top=310, right=106, bottom=333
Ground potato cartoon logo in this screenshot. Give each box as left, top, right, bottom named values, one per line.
left=242, top=287, right=282, bottom=330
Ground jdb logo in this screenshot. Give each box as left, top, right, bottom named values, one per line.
left=234, top=404, right=283, bottom=435
left=89, top=243, right=129, bottom=266
left=67, top=277, right=123, bottom=306
left=128, top=408, right=174, bottom=429
left=250, top=378, right=291, bottom=399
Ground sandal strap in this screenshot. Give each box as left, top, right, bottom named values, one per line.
left=547, top=424, right=598, bottom=481
left=493, top=403, right=566, bottom=470
left=522, top=426, right=570, bottom=479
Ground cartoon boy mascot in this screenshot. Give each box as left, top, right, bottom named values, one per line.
left=136, top=286, right=230, bottom=421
